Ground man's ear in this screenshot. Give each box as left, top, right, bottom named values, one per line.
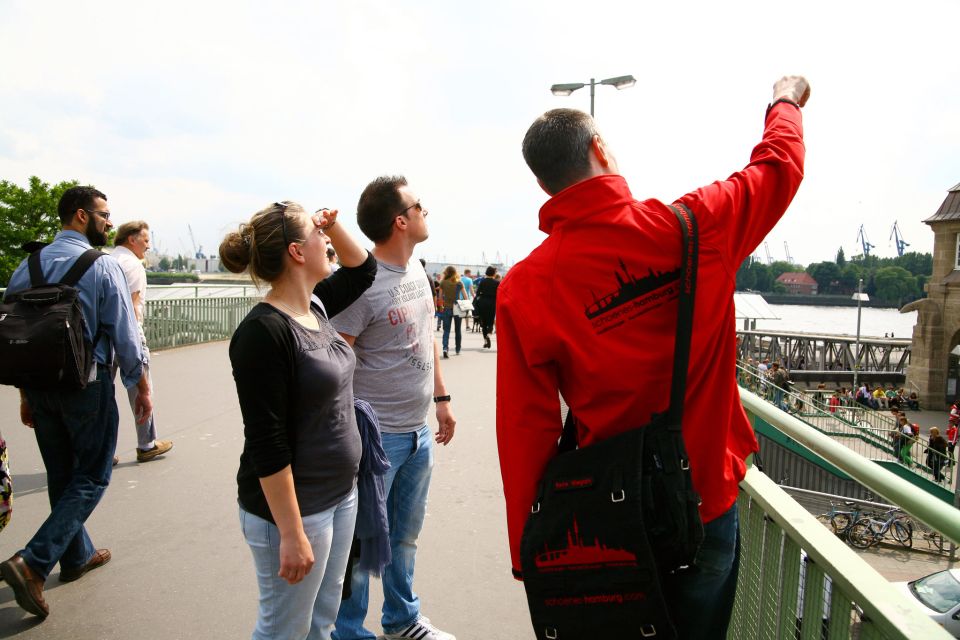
left=591, top=135, right=612, bottom=168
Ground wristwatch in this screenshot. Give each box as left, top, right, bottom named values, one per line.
left=433, top=395, right=451, bottom=403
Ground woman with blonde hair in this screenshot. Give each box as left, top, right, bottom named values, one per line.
left=220, top=201, right=377, bottom=640
left=438, top=265, right=466, bottom=358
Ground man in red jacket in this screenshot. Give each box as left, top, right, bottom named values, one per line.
left=496, top=76, right=810, bottom=638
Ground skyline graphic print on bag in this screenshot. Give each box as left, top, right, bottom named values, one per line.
left=534, top=517, right=637, bottom=572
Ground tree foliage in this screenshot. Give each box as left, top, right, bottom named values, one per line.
left=736, top=247, right=931, bottom=306
left=0, top=177, right=79, bottom=286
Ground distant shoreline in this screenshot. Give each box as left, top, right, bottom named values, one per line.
left=749, top=292, right=901, bottom=309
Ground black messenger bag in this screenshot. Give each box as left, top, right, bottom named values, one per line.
left=519, top=204, right=704, bottom=640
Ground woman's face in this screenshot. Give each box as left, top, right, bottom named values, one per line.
left=296, top=210, right=331, bottom=279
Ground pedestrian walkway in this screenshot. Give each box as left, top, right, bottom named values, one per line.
left=0, top=330, right=532, bottom=639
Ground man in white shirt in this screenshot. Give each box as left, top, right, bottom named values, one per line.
left=113, top=221, right=173, bottom=463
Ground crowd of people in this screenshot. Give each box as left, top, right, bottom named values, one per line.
left=430, top=265, right=500, bottom=355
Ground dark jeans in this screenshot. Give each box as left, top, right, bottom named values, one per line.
left=20, top=365, right=118, bottom=580
left=441, top=308, right=462, bottom=354
left=663, top=503, right=740, bottom=640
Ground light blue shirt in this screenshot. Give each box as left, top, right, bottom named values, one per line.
left=4, top=230, right=145, bottom=388
left=461, top=275, right=474, bottom=298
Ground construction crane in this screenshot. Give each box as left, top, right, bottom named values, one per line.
left=763, top=241, right=773, bottom=265
left=783, top=241, right=794, bottom=265
left=856, top=224, right=875, bottom=257
left=889, top=221, right=910, bottom=256
left=187, top=225, right=204, bottom=259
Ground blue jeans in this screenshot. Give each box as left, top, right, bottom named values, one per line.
left=334, top=426, right=434, bottom=640
left=440, top=308, right=461, bottom=354
left=662, top=503, right=740, bottom=640
left=20, top=364, right=118, bottom=580
left=241, top=487, right=358, bottom=640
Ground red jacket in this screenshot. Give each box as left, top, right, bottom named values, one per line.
left=496, top=103, right=805, bottom=575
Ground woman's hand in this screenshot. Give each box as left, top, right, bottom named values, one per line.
left=278, top=530, right=314, bottom=585
left=316, top=208, right=339, bottom=231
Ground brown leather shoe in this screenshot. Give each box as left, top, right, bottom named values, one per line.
left=59, top=548, right=111, bottom=583
left=0, top=554, right=48, bottom=618
left=136, top=439, right=173, bottom=463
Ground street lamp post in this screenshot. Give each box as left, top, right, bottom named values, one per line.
left=852, top=278, right=870, bottom=391
left=550, top=75, right=636, bottom=117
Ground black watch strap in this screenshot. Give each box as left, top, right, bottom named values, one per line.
left=766, top=98, right=800, bottom=120
left=433, top=395, right=451, bottom=403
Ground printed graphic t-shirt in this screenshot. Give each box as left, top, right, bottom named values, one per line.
left=333, top=258, right=435, bottom=433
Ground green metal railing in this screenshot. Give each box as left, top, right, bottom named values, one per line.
left=144, top=295, right=261, bottom=350
left=737, top=363, right=953, bottom=488
left=732, top=389, right=958, bottom=639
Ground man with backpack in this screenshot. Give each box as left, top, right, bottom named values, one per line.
left=0, top=186, right=151, bottom=620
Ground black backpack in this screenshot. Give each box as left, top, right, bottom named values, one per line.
left=0, top=248, right=103, bottom=390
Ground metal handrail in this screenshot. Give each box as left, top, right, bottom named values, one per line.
left=740, top=387, right=960, bottom=545
left=736, top=467, right=950, bottom=638
left=736, top=363, right=952, bottom=486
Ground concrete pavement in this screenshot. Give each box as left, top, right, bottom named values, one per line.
left=0, top=329, right=534, bottom=639
left=0, top=324, right=955, bottom=638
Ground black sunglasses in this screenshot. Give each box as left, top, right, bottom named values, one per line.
left=398, top=200, right=428, bottom=218
left=274, top=201, right=292, bottom=246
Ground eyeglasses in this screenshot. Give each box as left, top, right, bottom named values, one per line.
left=398, top=200, right=428, bottom=218
left=83, top=208, right=111, bottom=220
left=274, top=201, right=292, bottom=246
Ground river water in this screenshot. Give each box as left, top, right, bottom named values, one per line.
left=751, top=304, right=917, bottom=339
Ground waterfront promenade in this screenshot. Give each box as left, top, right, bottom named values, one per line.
left=0, top=330, right=532, bottom=639
left=0, top=330, right=954, bottom=639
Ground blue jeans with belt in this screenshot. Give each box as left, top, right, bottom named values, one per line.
left=20, top=364, right=118, bottom=580
left=334, top=426, right=434, bottom=640
left=662, top=503, right=741, bottom=640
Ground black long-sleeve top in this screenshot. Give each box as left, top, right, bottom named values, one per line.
left=231, top=251, right=377, bottom=522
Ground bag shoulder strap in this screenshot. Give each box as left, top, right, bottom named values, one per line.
left=60, top=249, right=104, bottom=287
left=27, top=250, right=47, bottom=287
left=665, top=203, right=698, bottom=427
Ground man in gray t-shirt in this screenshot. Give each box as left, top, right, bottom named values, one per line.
left=332, top=175, right=457, bottom=640
left=334, top=259, right=435, bottom=432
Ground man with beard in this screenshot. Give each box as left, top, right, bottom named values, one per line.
left=0, top=186, right=151, bottom=619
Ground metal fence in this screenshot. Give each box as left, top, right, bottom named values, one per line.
left=731, top=390, right=959, bottom=639
left=737, top=362, right=953, bottom=488
left=144, top=294, right=261, bottom=350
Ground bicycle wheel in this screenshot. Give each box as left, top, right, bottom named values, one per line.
left=892, top=520, right=913, bottom=548
left=830, top=513, right=854, bottom=536
left=847, top=521, right=877, bottom=549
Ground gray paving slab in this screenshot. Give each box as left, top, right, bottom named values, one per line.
left=0, top=329, right=534, bottom=639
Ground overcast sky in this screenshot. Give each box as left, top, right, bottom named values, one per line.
left=1, top=0, right=957, bottom=268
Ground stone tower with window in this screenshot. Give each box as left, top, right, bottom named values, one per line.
left=903, top=182, right=960, bottom=409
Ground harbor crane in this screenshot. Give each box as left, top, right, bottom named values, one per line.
left=764, top=241, right=773, bottom=265
left=783, top=241, right=794, bottom=265
left=187, top=225, right=204, bottom=259
left=889, top=221, right=910, bottom=256
left=856, top=224, right=875, bottom=257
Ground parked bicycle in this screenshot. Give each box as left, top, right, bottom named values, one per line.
left=846, top=509, right=913, bottom=549
left=816, top=501, right=869, bottom=540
